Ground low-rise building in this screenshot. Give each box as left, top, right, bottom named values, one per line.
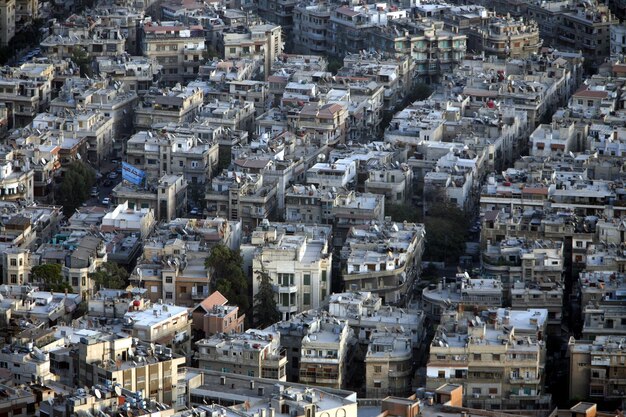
left=192, top=291, right=245, bottom=338
left=246, top=222, right=332, bottom=320
left=365, top=328, right=413, bottom=398
left=340, top=221, right=426, bottom=304
left=426, top=308, right=550, bottom=411
left=196, top=329, right=287, bottom=380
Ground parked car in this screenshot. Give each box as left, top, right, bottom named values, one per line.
left=107, top=171, right=119, bottom=179
left=101, top=197, right=111, bottom=206
left=90, top=187, right=99, bottom=197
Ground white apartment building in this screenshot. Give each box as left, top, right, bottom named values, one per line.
left=247, top=222, right=332, bottom=320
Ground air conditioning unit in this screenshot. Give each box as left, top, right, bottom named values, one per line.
left=473, top=394, right=480, bottom=398
left=489, top=395, right=496, bottom=399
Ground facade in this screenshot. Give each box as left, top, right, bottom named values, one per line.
left=364, top=328, right=413, bottom=398
left=142, top=22, right=205, bottom=85
left=568, top=336, right=626, bottom=402
left=196, top=329, right=287, bottom=380
left=340, top=221, right=426, bottom=304
left=247, top=222, right=332, bottom=320
left=427, top=308, right=551, bottom=411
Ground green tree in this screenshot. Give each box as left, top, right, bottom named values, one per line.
left=253, top=269, right=280, bottom=327
left=89, top=262, right=129, bottom=290
left=424, top=200, right=468, bottom=263
left=71, top=46, right=93, bottom=77
left=386, top=203, right=421, bottom=223
left=56, top=162, right=96, bottom=216
left=31, top=264, right=72, bottom=293
left=205, top=244, right=249, bottom=312
left=327, top=57, right=343, bottom=75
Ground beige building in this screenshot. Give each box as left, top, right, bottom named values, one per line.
left=341, top=221, right=425, bottom=304
left=77, top=334, right=186, bottom=407
left=299, top=317, right=354, bottom=389
left=0, top=0, right=15, bottom=47
left=365, top=328, right=413, bottom=398
left=196, top=329, right=287, bottom=380
left=568, top=336, right=626, bottom=405
left=219, top=24, right=282, bottom=80
left=427, top=308, right=551, bottom=411
left=142, top=22, right=205, bottom=85
left=134, top=86, right=203, bottom=131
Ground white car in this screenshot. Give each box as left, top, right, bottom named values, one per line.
left=101, top=197, right=111, bottom=206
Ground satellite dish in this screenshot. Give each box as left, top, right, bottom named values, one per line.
left=94, top=388, right=101, bottom=399
left=114, top=386, right=122, bottom=396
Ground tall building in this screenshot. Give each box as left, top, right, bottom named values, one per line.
left=0, top=0, right=15, bottom=47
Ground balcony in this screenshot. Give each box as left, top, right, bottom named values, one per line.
left=273, top=284, right=298, bottom=293
left=509, top=377, right=541, bottom=385
left=591, top=357, right=611, bottom=366
left=191, top=288, right=209, bottom=300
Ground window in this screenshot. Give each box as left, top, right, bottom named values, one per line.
left=10, top=259, right=16, bottom=266
left=473, top=354, right=481, bottom=361
left=180, top=286, right=187, bottom=294
left=493, top=354, right=500, bottom=361
left=438, top=370, right=445, bottom=378
left=166, top=292, right=173, bottom=299
left=303, top=293, right=310, bottom=305
left=10, top=274, right=16, bottom=284
left=321, top=271, right=327, bottom=282
left=472, top=387, right=481, bottom=395
left=374, top=381, right=382, bottom=388
left=303, top=274, right=310, bottom=285
left=166, top=277, right=173, bottom=284
left=179, top=161, right=184, bottom=167
left=489, top=388, right=497, bottom=395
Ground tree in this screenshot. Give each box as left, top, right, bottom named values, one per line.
left=386, top=203, right=421, bottom=223
left=56, top=162, right=96, bottom=216
left=424, top=200, right=468, bottom=263
left=253, top=269, right=280, bottom=327
left=71, top=46, right=92, bottom=77
left=31, top=264, right=72, bottom=293
left=205, top=245, right=249, bottom=312
left=89, top=262, right=129, bottom=290
left=327, top=57, right=343, bottom=75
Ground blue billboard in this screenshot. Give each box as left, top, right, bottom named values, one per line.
left=122, top=162, right=146, bottom=186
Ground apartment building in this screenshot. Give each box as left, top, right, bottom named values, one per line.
left=328, top=291, right=426, bottom=346
left=218, top=24, right=282, bottom=80
left=100, top=201, right=156, bottom=239
left=421, top=273, right=504, bottom=322
left=246, top=222, right=332, bottom=320
left=126, top=130, right=219, bottom=187
left=36, top=235, right=107, bottom=298
left=328, top=4, right=407, bottom=58
left=76, top=334, right=186, bottom=406
left=130, top=235, right=208, bottom=306
left=196, top=99, right=256, bottom=132
left=123, top=303, right=187, bottom=346
left=134, top=86, right=204, bottom=131
left=187, top=370, right=358, bottom=417
left=205, top=171, right=277, bottom=230
left=96, top=55, right=162, bottom=96
left=340, top=221, right=426, bottom=304
left=112, top=174, right=188, bottom=222
left=298, top=317, right=354, bottom=389
left=470, top=16, right=542, bottom=58
left=40, top=26, right=125, bottom=59
left=369, top=19, right=466, bottom=83
left=0, top=343, right=52, bottom=384
left=196, top=329, right=287, bottom=380
left=529, top=121, right=582, bottom=157
left=142, top=22, right=205, bottom=85
left=0, top=63, right=54, bottom=128
left=568, top=336, right=626, bottom=403
left=292, top=2, right=332, bottom=55
left=290, top=102, right=348, bottom=145
left=0, top=0, right=15, bottom=47
left=556, top=2, right=617, bottom=68
left=427, top=308, right=551, bottom=411
left=365, top=328, right=413, bottom=398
